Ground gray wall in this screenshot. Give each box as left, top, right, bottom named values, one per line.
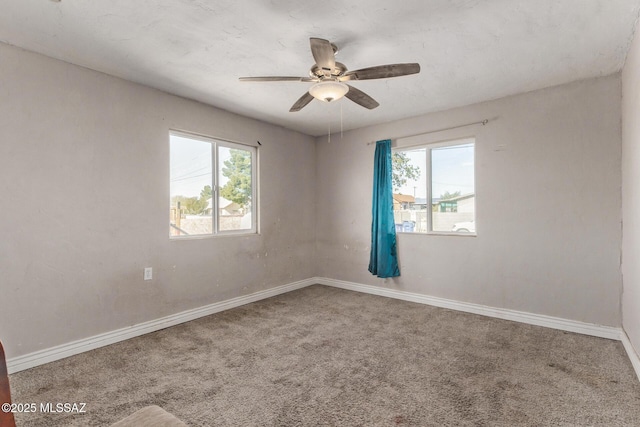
left=622, top=25, right=640, bottom=358
left=316, top=75, right=622, bottom=327
left=0, top=42, right=317, bottom=358
left=0, top=39, right=627, bottom=361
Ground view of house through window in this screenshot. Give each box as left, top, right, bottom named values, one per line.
left=169, top=132, right=256, bottom=237
left=392, top=138, right=475, bottom=234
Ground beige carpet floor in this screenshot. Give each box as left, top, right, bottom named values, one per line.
left=10, top=285, right=640, bottom=426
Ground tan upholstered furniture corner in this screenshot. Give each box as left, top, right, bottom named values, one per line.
left=109, top=404, right=187, bottom=426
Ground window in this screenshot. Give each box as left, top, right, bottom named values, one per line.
left=169, top=131, right=257, bottom=238
left=392, top=138, right=475, bottom=234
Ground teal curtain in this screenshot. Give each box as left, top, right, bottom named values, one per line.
left=368, top=139, right=400, bottom=278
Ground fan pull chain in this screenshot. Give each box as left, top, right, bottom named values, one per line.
left=340, top=102, right=343, bottom=139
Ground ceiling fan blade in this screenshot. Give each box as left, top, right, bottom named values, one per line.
left=345, top=85, right=379, bottom=110
left=310, top=38, right=336, bottom=76
left=340, top=63, right=421, bottom=81
left=239, top=76, right=315, bottom=82
left=290, top=91, right=314, bottom=112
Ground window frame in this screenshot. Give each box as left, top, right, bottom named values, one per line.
left=169, top=130, right=258, bottom=239
left=392, top=136, right=476, bottom=236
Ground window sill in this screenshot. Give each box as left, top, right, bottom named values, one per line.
left=170, top=231, right=259, bottom=240
left=397, top=231, right=477, bottom=237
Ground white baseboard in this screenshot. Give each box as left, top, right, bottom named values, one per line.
left=621, top=330, right=640, bottom=381
left=8, top=276, right=630, bottom=377
left=314, top=277, right=622, bottom=340
left=7, top=278, right=315, bottom=374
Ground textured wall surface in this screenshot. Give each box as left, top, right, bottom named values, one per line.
left=0, top=42, right=317, bottom=358
left=622, top=25, right=640, bottom=358
left=316, top=75, right=622, bottom=327
left=0, top=38, right=629, bottom=362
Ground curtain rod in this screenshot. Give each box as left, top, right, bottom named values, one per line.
left=366, top=118, right=490, bottom=145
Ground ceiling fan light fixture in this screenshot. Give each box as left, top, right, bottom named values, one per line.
left=309, top=81, right=349, bottom=103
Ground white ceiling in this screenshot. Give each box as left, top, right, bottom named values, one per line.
left=1, top=0, right=639, bottom=136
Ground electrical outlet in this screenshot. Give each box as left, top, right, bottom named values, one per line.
left=144, top=267, right=153, bottom=281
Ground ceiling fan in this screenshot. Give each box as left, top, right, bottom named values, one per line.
left=239, top=37, right=420, bottom=112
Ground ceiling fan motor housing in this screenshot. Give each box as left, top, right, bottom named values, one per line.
left=310, top=62, right=348, bottom=80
